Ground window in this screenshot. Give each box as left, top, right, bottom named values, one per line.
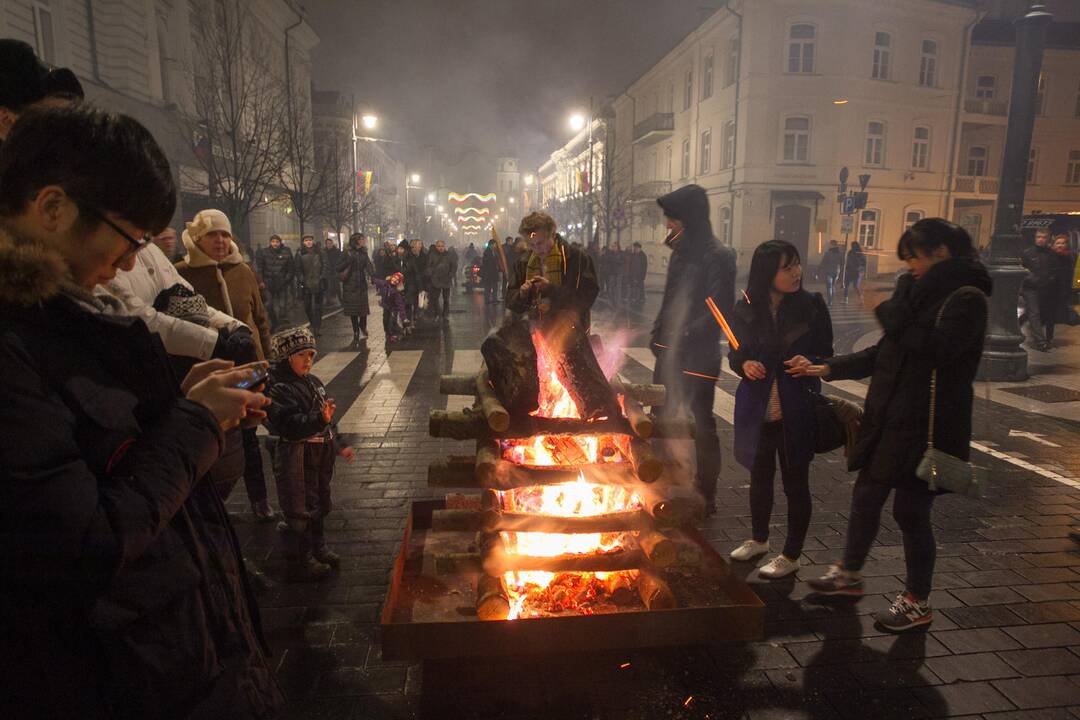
left=1035, top=73, right=1046, bottom=115
left=872, top=32, right=891, bottom=80
left=681, top=138, right=691, bottom=178
left=975, top=75, right=996, bottom=100
left=32, top=1, right=56, bottom=64
left=683, top=68, right=693, bottom=110
left=1067, top=150, right=1080, bottom=185
left=782, top=116, right=810, bottom=162
left=702, top=52, right=714, bottom=100
left=787, top=24, right=816, bottom=74
left=919, top=40, right=938, bottom=87
left=911, top=125, right=931, bottom=170
left=857, top=209, right=880, bottom=248
left=1027, top=147, right=1038, bottom=184
left=718, top=206, right=732, bottom=245
left=699, top=129, right=712, bottom=174
left=721, top=120, right=735, bottom=169
left=724, top=35, right=739, bottom=87
left=865, top=121, right=885, bottom=166
left=904, top=210, right=924, bottom=231
left=967, top=145, right=988, bottom=176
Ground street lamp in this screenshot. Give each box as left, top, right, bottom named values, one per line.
left=569, top=102, right=596, bottom=244
left=361, top=114, right=378, bottom=130
left=405, top=173, right=422, bottom=238
left=411, top=173, right=421, bottom=185
left=569, top=113, right=586, bottom=132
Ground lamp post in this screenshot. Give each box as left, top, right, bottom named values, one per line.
left=978, top=2, right=1053, bottom=381
left=350, top=110, right=378, bottom=234
left=406, top=172, right=421, bottom=238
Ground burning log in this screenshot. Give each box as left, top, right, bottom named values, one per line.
left=427, top=458, right=478, bottom=487
left=637, top=485, right=706, bottom=527
left=636, top=569, right=677, bottom=610
left=428, top=410, right=643, bottom=440
left=604, top=572, right=637, bottom=606
left=628, top=438, right=664, bottom=483
left=476, top=573, right=511, bottom=621
left=480, top=318, right=540, bottom=417
left=477, top=367, right=511, bottom=432
left=429, top=453, right=641, bottom=490
left=432, top=508, right=655, bottom=534
left=444, top=493, right=483, bottom=510
left=484, top=548, right=649, bottom=575
left=551, top=330, right=623, bottom=422
left=620, top=393, right=654, bottom=440
left=610, top=378, right=667, bottom=407
left=439, top=374, right=479, bottom=395
left=638, top=530, right=677, bottom=568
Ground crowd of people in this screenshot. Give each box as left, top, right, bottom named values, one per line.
left=1020, top=227, right=1077, bottom=352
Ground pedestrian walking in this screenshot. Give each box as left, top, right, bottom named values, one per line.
left=628, top=241, right=649, bottom=307
left=408, top=238, right=428, bottom=320
left=428, top=239, right=457, bottom=321
left=1020, top=228, right=1054, bottom=351
left=843, top=242, right=867, bottom=303
left=176, top=208, right=276, bottom=521
left=296, top=234, right=326, bottom=335
left=819, top=239, right=843, bottom=306
left=0, top=105, right=282, bottom=719
left=257, top=234, right=294, bottom=331
left=323, top=236, right=343, bottom=306
left=481, top=238, right=500, bottom=304
left=650, top=185, right=737, bottom=514
left=727, top=240, right=834, bottom=578
left=266, top=326, right=355, bottom=582
left=374, top=272, right=409, bottom=341
left=1044, top=233, right=1077, bottom=346
left=796, top=218, right=992, bottom=633
left=340, top=232, right=375, bottom=342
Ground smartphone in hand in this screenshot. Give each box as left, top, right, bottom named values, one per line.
left=232, top=363, right=269, bottom=390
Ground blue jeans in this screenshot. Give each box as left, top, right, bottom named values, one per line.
left=825, top=275, right=837, bottom=305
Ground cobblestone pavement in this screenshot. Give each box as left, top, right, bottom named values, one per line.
left=231, top=284, right=1080, bottom=720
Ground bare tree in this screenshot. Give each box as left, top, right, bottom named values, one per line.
left=180, top=0, right=286, bottom=252
left=594, top=140, right=635, bottom=249
left=278, top=81, right=325, bottom=240
left=315, top=132, right=377, bottom=242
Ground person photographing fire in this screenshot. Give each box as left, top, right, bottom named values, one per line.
left=506, top=211, right=599, bottom=332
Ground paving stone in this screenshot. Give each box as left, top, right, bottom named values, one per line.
left=912, top=681, right=1016, bottom=716
left=1015, top=585, right=1080, bottom=603
left=1004, top=624, right=1080, bottom=649
left=999, top=648, right=1080, bottom=677
left=993, top=677, right=1080, bottom=710
left=925, top=652, right=1021, bottom=683
left=1007, top=602, right=1080, bottom=624
left=984, top=710, right=1079, bottom=720
left=944, top=605, right=1026, bottom=629
left=952, top=587, right=1029, bottom=607
left=934, top=628, right=1024, bottom=654
left=847, top=659, right=943, bottom=689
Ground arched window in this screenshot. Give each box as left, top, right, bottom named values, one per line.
left=904, top=209, right=925, bottom=231
left=787, top=24, right=816, bottom=74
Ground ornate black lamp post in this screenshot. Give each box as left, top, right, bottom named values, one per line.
left=979, top=2, right=1053, bottom=381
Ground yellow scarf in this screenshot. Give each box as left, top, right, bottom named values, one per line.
left=526, top=241, right=565, bottom=287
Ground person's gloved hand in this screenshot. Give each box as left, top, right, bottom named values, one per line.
left=213, top=326, right=258, bottom=364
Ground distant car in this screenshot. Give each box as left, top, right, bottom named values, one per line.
left=463, top=261, right=482, bottom=291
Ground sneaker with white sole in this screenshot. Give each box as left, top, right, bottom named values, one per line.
left=875, top=592, right=932, bottom=632
left=758, top=554, right=799, bottom=579
left=730, top=539, right=770, bottom=562
left=806, top=562, right=864, bottom=597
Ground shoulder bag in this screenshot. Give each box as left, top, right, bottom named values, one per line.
left=915, top=286, right=989, bottom=497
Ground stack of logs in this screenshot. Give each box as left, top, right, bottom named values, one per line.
left=428, top=368, right=705, bottom=621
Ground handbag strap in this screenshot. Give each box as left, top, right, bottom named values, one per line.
left=926, top=285, right=987, bottom=450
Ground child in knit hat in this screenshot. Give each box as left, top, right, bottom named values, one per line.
left=265, top=325, right=355, bottom=581
left=372, top=272, right=409, bottom=342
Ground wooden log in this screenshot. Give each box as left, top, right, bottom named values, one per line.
left=604, top=572, right=637, bottom=606
left=439, top=374, right=478, bottom=395
left=482, top=548, right=649, bottom=575
left=432, top=508, right=655, bottom=534
left=638, top=530, right=677, bottom=568
left=620, top=393, right=654, bottom=439
left=428, top=410, right=637, bottom=440
left=637, top=484, right=706, bottom=527
left=434, top=553, right=483, bottom=574
left=550, top=329, right=623, bottom=422
left=480, top=318, right=539, bottom=417
left=610, top=378, right=667, bottom=408
left=636, top=569, right=677, bottom=610
left=476, top=573, right=511, bottom=621
left=433, top=453, right=642, bottom=490
left=477, top=367, right=510, bottom=432
left=675, top=539, right=703, bottom=567
left=445, top=493, right=483, bottom=510
left=628, top=438, right=664, bottom=483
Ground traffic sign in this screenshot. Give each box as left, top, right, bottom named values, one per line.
left=841, top=195, right=857, bottom=215
left=841, top=216, right=854, bottom=234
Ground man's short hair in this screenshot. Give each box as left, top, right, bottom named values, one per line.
left=519, top=211, right=556, bottom=236
left=0, top=106, right=175, bottom=232
left=0, top=40, right=84, bottom=112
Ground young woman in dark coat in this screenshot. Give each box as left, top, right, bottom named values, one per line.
left=339, top=232, right=375, bottom=342
left=796, top=219, right=992, bottom=633
left=728, top=240, right=833, bottom=579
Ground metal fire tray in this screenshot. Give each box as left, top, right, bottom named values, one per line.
left=379, top=500, right=764, bottom=661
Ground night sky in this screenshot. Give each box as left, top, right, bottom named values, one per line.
left=306, top=0, right=710, bottom=190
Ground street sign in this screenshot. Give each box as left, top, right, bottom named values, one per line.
left=841, top=216, right=854, bottom=234
left=853, top=191, right=868, bottom=210
left=839, top=167, right=849, bottom=184
left=841, top=195, right=857, bottom=215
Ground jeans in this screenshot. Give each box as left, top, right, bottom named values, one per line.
left=431, top=287, right=451, bottom=318
left=1021, top=287, right=1046, bottom=345
left=844, top=271, right=863, bottom=301
left=824, top=275, right=837, bottom=306
left=303, top=290, right=324, bottom=333
left=267, top=288, right=289, bottom=330
left=842, top=474, right=937, bottom=600
left=749, top=421, right=812, bottom=559
left=241, top=426, right=268, bottom=504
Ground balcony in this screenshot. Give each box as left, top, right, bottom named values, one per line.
left=632, top=180, right=672, bottom=199
left=963, top=99, right=1009, bottom=126
left=633, top=113, right=675, bottom=146
left=954, top=176, right=1000, bottom=195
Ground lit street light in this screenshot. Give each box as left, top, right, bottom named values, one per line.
left=361, top=114, right=378, bottom=130
left=569, top=113, right=586, bottom=132
left=411, top=173, right=421, bottom=184
left=524, top=175, right=534, bottom=186
left=427, top=193, right=436, bottom=203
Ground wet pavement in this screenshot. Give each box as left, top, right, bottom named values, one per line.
left=232, top=283, right=1080, bottom=720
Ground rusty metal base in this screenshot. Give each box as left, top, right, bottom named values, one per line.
left=380, top=500, right=764, bottom=661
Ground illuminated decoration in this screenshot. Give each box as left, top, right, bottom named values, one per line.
left=454, top=207, right=490, bottom=215
left=356, top=170, right=374, bottom=195
left=448, top=191, right=497, bottom=204
left=461, top=224, right=483, bottom=230
left=457, top=215, right=486, bottom=222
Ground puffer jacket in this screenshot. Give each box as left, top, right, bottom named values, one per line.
left=0, top=226, right=283, bottom=719
left=296, top=246, right=324, bottom=292
left=427, top=249, right=457, bottom=290
left=256, top=244, right=294, bottom=292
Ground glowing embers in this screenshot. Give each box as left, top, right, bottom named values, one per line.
left=500, top=433, right=630, bottom=467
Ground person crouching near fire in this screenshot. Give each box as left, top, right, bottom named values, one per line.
left=266, top=325, right=355, bottom=581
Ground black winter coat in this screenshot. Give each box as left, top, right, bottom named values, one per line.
left=266, top=362, right=335, bottom=444
left=651, top=184, right=738, bottom=378
left=827, top=257, right=992, bottom=491
left=257, top=245, right=294, bottom=292
left=0, top=231, right=282, bottom=719
left=1021, top=243, right=1055, bottom=291
left=481, top=245, right=500, bottom=283
left=322, top=246, right=343, bottom=281
left=505, top=234, right=600, bottom=331
left=339, top=247, right=375, bottom=317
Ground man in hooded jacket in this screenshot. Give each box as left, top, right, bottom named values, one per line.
left=651, top=184, right=737, bottom=513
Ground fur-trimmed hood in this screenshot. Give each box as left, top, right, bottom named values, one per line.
left=0, top=224, right=70, bottom=306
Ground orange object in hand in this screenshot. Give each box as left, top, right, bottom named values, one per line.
left=705, top=296, right=740, bottom=351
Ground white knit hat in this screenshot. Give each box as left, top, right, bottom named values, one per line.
left=184, top=209, right=232, bottom=241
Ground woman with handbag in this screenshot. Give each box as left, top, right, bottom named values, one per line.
left=728, top=240, right=834, bottom=579
left=794, top=219, right=991, bottom=632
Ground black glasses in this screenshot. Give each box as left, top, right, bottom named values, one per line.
left=83, top=206, right=152, bottom=265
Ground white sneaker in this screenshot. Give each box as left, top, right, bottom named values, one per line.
left=730, top=539, right=770, bottom=562
left=758, top=554, right=800, bottom=579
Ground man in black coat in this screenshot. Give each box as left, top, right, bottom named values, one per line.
left=651, top=184, right=737, bottom=512
left=257, top=233, right=293, bottom=330
left=322, top=236, right=343, bottom=306
left=481, top=239, right=501, bottom=304
left=1021, top=228, right=1054, bottom=351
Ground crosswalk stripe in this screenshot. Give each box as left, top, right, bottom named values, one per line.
left=336, top=350, right=424, bottom=434
left=312, top=351, right=360, bottom=386
left=623, top=347, right=734, bottom=425
left=446, top=349, right=483, bottom=412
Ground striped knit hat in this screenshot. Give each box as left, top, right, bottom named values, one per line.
left=270, top=325, right=316, bottom=361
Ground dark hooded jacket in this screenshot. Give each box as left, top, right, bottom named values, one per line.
left=651, top=184, right=738, bottom=379
left=0, top=227, right=283, bottom=719
left=506, top=233, right=600, bottom=331
left=827, top=256, right=992, bottom=491
left=257, top=243, right=293, bottom=292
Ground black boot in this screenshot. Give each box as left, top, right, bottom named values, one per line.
left=282, top=521, right=331, bottom=582
left=311, top=516, right=340, bottom=569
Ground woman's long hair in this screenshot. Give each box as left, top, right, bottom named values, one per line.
left=746, top=239, right=801, bottom=324
left=897, top=218, right=975, bottom=260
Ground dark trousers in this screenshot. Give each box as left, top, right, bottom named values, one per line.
left=655, top=363, right=720, bottom=504
left=431, top=287, right=451, bottom=318
left=241, top=426, right=268, bottom=504
left=1021, top=287, right=1046, bottom=345
left=749, top=421, right=812, bottom=559
left=349, top=315, right=368, bottom=335
left=267, top=287, right=289, bottom=330
left=842, top=475, right=937, bottom=599
left=273, top=440, right=335, bottom=556
left=383, top=306, right=401, bottom=336
left=303, top=290, right=324, bottom=333
left=824, top=275, right=837, bottom=306
left=843, top=271, right=863, bottom=301
left=483, top=281, right=498, bottom=304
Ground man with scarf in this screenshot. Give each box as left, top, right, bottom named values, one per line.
left=651, top=185, right=737, bottom=514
